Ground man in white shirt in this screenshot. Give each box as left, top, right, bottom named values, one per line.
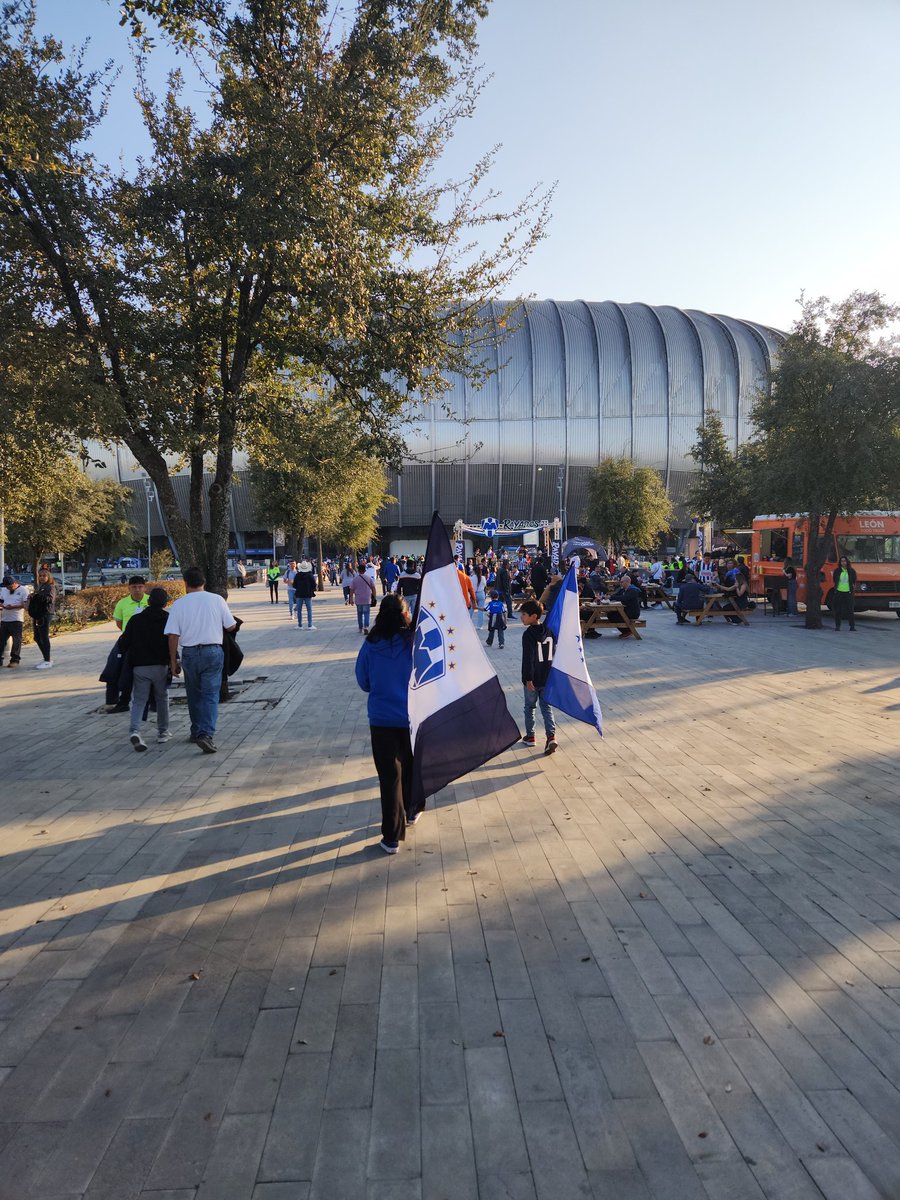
left=165, top=566, right=237, bottom=753
left=0, top=575, right=31, bottom=668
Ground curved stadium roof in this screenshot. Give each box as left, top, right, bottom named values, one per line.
left=386, top=300, right=783, bottom=529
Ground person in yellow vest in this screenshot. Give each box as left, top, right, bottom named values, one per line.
left=266, top=561, right=281, bottom=604
left=832, top=555, right=856, bottom=632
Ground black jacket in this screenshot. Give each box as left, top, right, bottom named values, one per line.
left=293, top=570, right=317, bottom=599
left=676, top=579, right=712, bottom=610
left=521, top=622, right=555, bottom=688
left=119, top=606, right=169, bottom=667
left=610, top=584, right=642, bottom=620
left=530, top=562, right=548, bottom=595
left=832, top=565, right=857, bottom=589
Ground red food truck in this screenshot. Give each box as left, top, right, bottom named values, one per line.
left=751, top=512, right=900, bottom=615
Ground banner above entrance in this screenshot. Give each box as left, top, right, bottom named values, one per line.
left=461, top=518, right=549, bottom=538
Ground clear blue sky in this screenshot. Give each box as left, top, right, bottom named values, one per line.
left=36, top=0, right=900, bottom=331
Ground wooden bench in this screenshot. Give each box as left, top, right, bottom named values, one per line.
left=680, top=594, right=750, bottom=626
left=580, top=602, right=646, bottom=640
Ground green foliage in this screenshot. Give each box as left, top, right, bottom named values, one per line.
left=584, top=457, right=673, bottom=556
left=5, top=457, right=116, bottom=579
left=249, top=399, right=394, bottom=550
left=69, top=579, right=185, bottom=623
left=686, top=412, right=760, bottom=528
left=150, top=548, right=175, bottom=578
left=78, top=480, right=138, bottom=584
left=752, top=291, right=900, bottom=628
left=0, top=0, right=549, bottom=592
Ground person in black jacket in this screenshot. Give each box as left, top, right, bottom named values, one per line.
left=293, top=560, right=318, bottom=629
left=832, top=556, right=857, bottom=631
left=519, top=600, right=558, bottom=755
left=674, top=571, right=713, bottom=624
left=496, top=560, right=512, bottom=617
left=607, top=575, right=642, bottom=638
left=120, top=587, right=171, bottom=751
left=530, top=557, right=549, bottom=598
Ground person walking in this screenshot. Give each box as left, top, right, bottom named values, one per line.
left=470, top=564, right=487, bottom=629
left=519, top=599, right=558, bottom=756
left=496, top=559, right=512, bottom=619
left=235, top=559, right=247, bottom=588
left=485, top=589, right=507, bottom=649
left=29, top=566, right=57, bottom=669
left=120, top=586, right=172, bottom=750
left=284, top=559, right=298, bottom=618
left=165, top=567, right=237, bottom=753
left=266, top=561, right=281, bottom=603
left=832, top=555, right=857, bottom=631
left=0, top=575, right=31, bottom=668
left=102, top=575, right=148, bottom=710
left=355, top=594, right=417, bottom=853
left=349, top=564, right=378, bottom=633
left=340, top=561, right=356, bottom=604
left=293, top=559, right=318, bottom=629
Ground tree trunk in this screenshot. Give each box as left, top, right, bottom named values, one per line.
left=204, top=406, right=237, bottom=597
left=803, top=510, right=837, bottom=630
left=123, top=433, right=200, bottom=572
left=81, top=560, right=90, bottom=590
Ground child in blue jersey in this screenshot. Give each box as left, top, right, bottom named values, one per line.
left=485, top=589, right=507, bottom=649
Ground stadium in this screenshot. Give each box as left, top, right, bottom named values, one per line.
left=90, top=300, right=783, bottom=555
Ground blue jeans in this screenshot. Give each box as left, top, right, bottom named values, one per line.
left=181, top=644, right=224, bottom=739
left=356, top=604, right=371, bottom=630
left=524, top=685, right=556, bottom=739
left=296, top=597, right=312, bottom=627
left=286, top=585, right=295, bottom=616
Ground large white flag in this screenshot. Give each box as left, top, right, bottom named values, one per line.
left=409, top=513, right=520, bottom=807
left=543, top=565, right=603, bottom=735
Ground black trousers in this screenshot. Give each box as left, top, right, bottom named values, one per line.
left=268, top=580, right=279, bottom=602
left=833, top=591, right=855, bottom=630
left=370, top=725, right=414, bottom=844
left=32, top=617, right=52, bottom=661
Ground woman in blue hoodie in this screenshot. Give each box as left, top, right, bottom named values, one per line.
left=355, top=594, right=415, bottom=854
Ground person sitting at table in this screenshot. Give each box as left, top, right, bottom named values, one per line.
left=717, top=566, right=750, bottom=623
left=674, top=570, right=714, bottom=624
left=607, top=574, right=642, bottom=638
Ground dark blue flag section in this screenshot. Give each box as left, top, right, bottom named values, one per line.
left=409, top=512, right=520, bottom=808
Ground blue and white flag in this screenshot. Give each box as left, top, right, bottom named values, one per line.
left=543, top=565, right=603, bottom=736
left=409, top=512, right=520, bottom=807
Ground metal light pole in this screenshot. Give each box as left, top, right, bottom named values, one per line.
left=143, top=478, right=155, bottom=571
left=557, top=465, right=566, bottom=544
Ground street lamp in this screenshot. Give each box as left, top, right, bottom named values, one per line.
left=142, top=478, right=155, bottom=571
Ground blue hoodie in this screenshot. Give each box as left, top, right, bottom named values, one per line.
left=355, top=633, right=413, bottom=727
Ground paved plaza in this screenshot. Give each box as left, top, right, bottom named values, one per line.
left=0, top=587, right=899, bottom=1199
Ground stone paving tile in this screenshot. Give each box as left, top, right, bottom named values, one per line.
left=1, top=591, right=900, bottom=1196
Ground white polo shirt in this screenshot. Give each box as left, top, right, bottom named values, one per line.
left=164, top=591, right=235, bottom=646
left=0, top=585, right=30, bottom=622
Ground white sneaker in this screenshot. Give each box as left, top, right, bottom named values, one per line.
left=35, top=661, right=53, bottom=669
left=130, top=733, right=147, bottom=752
left=156, top=731, right=172, bottom=743
left=306, top=625, right=316, bottom=630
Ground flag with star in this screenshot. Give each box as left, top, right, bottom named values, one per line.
left=409, top=512, right=520, bottom=809
left=542, top=565, right=603, bottom=736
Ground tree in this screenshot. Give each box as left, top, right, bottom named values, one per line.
left=0, top=1, right=550, bottom=593
left=77, top=479, right=138, bottom=587
left=685, top=412, right=760, bottom=529
left=751, top=292, right=900, bottom=629
left=584, top=457, right=673, bottom=557
left=249, top=400, right=394, bottom=585
left=6, top=457, right=114, bottom=581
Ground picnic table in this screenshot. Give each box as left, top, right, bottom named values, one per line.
left=511, top=587, right=536, bottom=611
left=682, top=592, right=750, bottom=626
left=580, top=601, right=646, bottom=641
left=643, top=581, right=675, bottom=610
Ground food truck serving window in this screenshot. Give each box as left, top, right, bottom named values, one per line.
left=837, top=535, right=900, bottom=562
left=759, top=527, right=789, bottom=560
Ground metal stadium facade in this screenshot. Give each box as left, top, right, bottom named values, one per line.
left=381, top=299, right=783, bottom=538
left=90, top=299, right=783, bottom=552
